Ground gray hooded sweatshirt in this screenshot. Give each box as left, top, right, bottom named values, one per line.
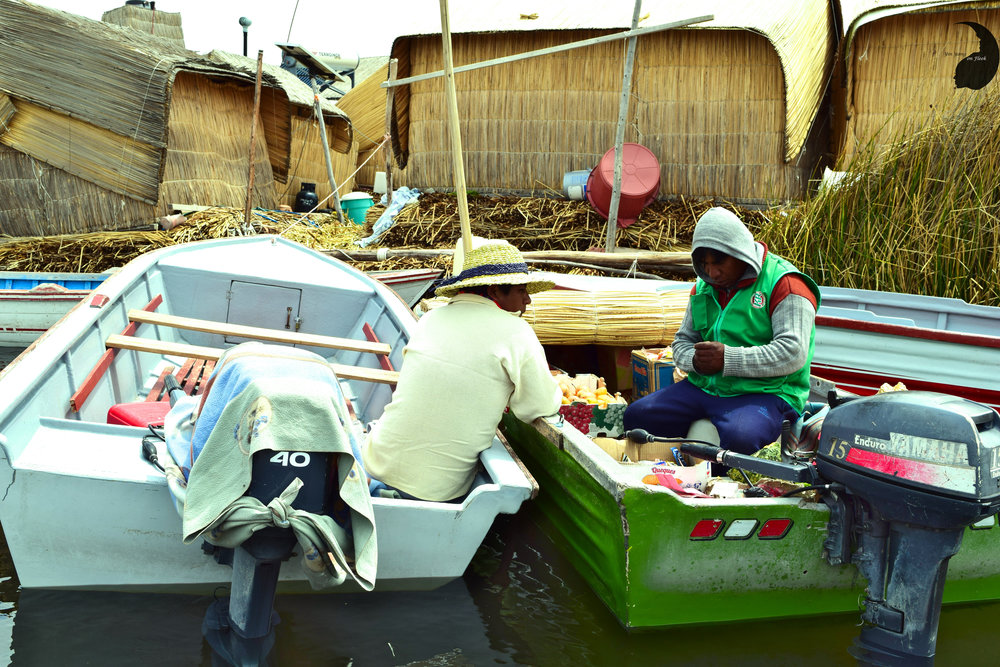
left=672, top=207, right=817, bottom=380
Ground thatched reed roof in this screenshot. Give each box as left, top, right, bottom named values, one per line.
left=833, top=0, right=1000, bottom=160
left=391, top=0, right=834, bottom=163
left=0, top=0, right=362, bottom=234
left=101, top=3, right=185, bottom=45
left=385, top=0, right=834, bottom=203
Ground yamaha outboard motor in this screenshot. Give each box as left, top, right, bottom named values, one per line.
left=631, top=389, right=1000, bottom=665
left=814, top=391, right=1000, bottom=665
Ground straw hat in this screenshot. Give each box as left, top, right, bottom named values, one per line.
left=435, top=239, right=554, bottom=297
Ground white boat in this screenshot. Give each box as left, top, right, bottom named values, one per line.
left=0, top=236, right=534, bottom=594
left=0, top=267, right=441, bottom=348
left=367, top=268, right=443, bottom=307
left=0, top=271, right=109, bottom=347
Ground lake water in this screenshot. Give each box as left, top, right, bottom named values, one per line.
left=0, top=504, right=998, bottom=666
left=0, top=343, right=997, bottom=665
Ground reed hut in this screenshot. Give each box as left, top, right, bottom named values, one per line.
left=0, top=0, right=352, bottom=237
left=100, top=1, right=185, bottom=46
left=207, top=50, right=356, bottom=210
left=386, top=0, right=836, bottom=204
left=833, top=0, right=1000, bottom=162
left=337, top=59, right=393, bottom=189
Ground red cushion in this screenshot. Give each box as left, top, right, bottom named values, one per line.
left=107, top=401, right=171, bottom=427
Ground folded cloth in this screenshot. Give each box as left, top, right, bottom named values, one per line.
left=175, top=342, right=378, bottom=591
left=356, top=186, right=420, bottom=247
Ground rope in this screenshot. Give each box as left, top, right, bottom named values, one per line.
left=278, top=136, right=389, bottom=237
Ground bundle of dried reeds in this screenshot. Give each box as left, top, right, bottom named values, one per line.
left=0, top=207, right=366, bottom=273
left=367, top=192, right=712, bottom=254
left=523, top=289, right=690, bottom=346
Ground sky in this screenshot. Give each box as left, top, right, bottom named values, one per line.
left=29, top=0, right=443, bottom=65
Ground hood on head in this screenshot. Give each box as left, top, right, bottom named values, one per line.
left=691, top=207, right=763, bottom=283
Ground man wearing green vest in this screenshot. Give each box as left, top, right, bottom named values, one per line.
left=623, top=207, right=820, bottom=455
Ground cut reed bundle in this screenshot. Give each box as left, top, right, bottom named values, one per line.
left=0, top=207, right=366, bottom=273
left=368, top=192, right=713, bottom=254
left=523, top=289, right=690, bottom=346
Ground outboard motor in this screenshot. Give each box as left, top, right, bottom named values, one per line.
left=630, top=389, right=1000, bottom=666
left=814, top=391, right=1000, bottom=665
left=203, top=448, right=333, bottom=666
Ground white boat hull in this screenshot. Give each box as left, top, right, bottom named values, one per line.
left=0, top=237, right=532, bottom=592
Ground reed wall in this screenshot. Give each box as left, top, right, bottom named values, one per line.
left=160, top=72, right=276, bottom=213
left=0, top=143, right=155, bottom=237
left=837, top=7, right=1000, bottom=161
left=392, top=27, right=824, bottom=202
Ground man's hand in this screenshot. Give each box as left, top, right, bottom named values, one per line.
left=693, top=341, right=725, bottom=375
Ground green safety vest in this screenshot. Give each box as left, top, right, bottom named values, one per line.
left=686, top=253, right=820, bottom=412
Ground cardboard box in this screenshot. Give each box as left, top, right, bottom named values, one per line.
left=631, top=348, right=675, bottom=399
left=625, top=437, right=685, bottom=464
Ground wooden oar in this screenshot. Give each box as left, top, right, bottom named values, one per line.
left=105, top=335, right=399, bottom=385
left=127, top=310, right=392, bottom=356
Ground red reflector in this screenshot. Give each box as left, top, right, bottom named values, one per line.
left=758, top=518, right=793, bottom=540
left=690, top=519, right=724, bottom=540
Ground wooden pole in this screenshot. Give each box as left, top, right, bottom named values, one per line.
left=604, top=2, right=643, bottom=253
left=383, top=58, right=398, bottom=207
left=244, top=50, right=264, bottom=228
left=439, top=0, right=472, bottom=255
left=311, top=76, right=347, bottom=224
left=322, top=247, right=693, bottom=274
left=382, top=16, right=713, bottom=89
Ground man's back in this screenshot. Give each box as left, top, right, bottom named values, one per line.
left=363, top=294, right=560, bottom=501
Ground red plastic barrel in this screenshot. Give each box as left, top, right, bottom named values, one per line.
left=585, top=143, right=661, bottom=228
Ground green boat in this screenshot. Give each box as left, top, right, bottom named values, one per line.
left=501, top=286, right=1000, bottom=632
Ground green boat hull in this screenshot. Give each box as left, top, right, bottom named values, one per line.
left=501, top=413, right=1000, bottom=630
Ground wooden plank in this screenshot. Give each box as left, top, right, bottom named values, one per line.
left=363, top=322, right=394, bottom=372
left=145, top=365, right=176, bottom=402
left=69, top=294, right=163, bottom=412
left=105, top=335, right=400, bottom=385
left=382, top=15, right=713, bottom=88
left=128, top=310, right=392, bottom=356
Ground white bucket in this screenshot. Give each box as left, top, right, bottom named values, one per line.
left=562, top=169, right=591, bottom=200
left=374, top=171, right=387, bottom=195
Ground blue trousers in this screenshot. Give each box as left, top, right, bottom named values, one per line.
left=623, top=379, right=797, bottom=455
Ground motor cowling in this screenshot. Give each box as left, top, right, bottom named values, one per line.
left=816, top=390, right=1000, bottom=527
left=814, top=391, right=1000, bottom=666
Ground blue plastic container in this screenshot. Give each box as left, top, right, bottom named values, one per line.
left=341, top=192, right=373, bottom=225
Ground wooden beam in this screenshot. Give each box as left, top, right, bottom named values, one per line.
left=323, top=247, right=694, bottom=274
left=69, top=295, right=163, bottom=412
left=382, top=15, right=713, bottom=89
left=105, top=335, right=400, bottom=385
left=128, top=310, right=392, bottom=356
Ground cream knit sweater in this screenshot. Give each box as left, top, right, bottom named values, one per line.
left=363, top=293, right=561, bottom=501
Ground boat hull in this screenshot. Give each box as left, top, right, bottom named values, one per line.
left=501, top=412, right=1000, bottom=630
left=0, top=272, right=109, bottom=347
left=0, top=237, right=532, bottom=592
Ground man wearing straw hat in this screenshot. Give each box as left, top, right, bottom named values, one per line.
left=362, top=239, right=561, bottom=502
left=624, top=207, right=820, bottom=456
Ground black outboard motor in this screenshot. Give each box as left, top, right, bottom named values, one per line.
left=631, top=389, right=1000, bottom=666
left=814, top=391, right=1000, bottom=665
left=204, top=449, right=333, bottom=666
